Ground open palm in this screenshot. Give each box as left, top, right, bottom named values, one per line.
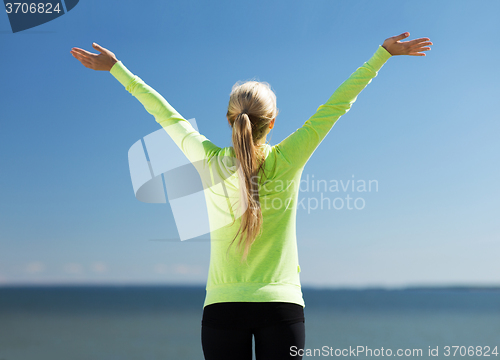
left=70, top=43, right=118, bottom=71
left=382, top=32, right=433, bottom=56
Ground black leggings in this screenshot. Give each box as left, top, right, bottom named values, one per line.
left=201, top=302, right=305, bottom=360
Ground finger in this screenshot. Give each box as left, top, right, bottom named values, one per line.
left=70, top=51, right=90, bottom=62
left=70, top=51, right=85, bottom=61
left=408, top=50, right=427, bottom=56
left=71, top=47, right=96, bottom=57
left=409, top=44, right=432, bottom=52
left=406, top=38, right=432, bottom=45
left=393, top=32, right=410, bottom=41
left=410, top=51, right=429, bottom=55
left=70, top=50, right=92, bottom=61
left=414, top=44, right=432, bottom=50
left=71, top=52, right=94, bottom=68
left=92, top=42, right=107, bottom=53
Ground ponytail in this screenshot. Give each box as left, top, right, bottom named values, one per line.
left=228, top=112, right=265, bottom=263
left=226, top=81, right=279, bottom=263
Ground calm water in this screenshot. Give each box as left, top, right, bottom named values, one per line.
left=1, top=286, right=499, bottom=359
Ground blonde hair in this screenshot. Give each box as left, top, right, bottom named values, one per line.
left=226, top=80, right=279, bottom=263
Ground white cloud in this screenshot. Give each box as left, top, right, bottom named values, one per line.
left=25, top=262, right=45, bottom=273
left=63, top=263, right=84, bottom=274
left=90, top=262, right=107, bottom=273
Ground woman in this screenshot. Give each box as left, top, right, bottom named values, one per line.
left=71, top=32, right=432, bottom=360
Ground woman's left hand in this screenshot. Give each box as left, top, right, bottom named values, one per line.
left=70, top=43, right=118, bottom=71
left=382, top=32, right=432, bottom=56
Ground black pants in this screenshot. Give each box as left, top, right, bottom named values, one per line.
left=201, top=302, right=305, bottom=360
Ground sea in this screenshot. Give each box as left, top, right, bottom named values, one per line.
left=1, top=286, right=499, bottom=359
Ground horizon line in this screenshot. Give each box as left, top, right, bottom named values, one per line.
left=1, top=283, right=500, bottom=291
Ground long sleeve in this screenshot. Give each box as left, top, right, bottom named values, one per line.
left=277, top=45, right=392, bottom=169
left=110, top=62, right=220, bottom=165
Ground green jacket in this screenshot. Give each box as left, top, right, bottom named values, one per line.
left=110, top=45, right=392, bottom=308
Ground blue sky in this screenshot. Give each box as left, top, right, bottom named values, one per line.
left=1, top=0, right=499, bottom=288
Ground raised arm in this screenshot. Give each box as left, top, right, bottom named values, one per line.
left=277, top=32, right=432, bottom=169
left=109, top=61, right=220, bottom=164
left=70, top=43, right=220, bottom=165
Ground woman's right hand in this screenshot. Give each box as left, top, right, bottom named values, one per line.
left=382, top=32, right=433, bottom=56
left=70, top=43, right=118, bottom=71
